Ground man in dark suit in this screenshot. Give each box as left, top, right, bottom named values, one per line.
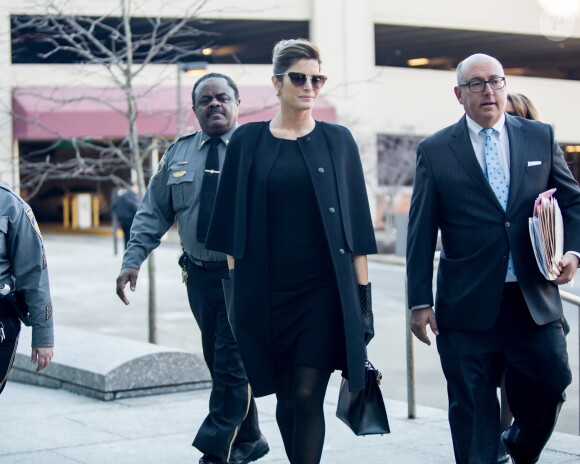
left=406, top=53, right=580, bottom=464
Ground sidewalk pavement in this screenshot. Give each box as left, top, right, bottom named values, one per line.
left=2, top=380, right=580, bottom=464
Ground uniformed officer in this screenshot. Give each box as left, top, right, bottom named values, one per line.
left=0, top=184, right=54, bottom=395
left=115, top=73, right=268, bottom=464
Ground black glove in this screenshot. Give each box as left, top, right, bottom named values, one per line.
left=358, top=282, right=374, bottom=345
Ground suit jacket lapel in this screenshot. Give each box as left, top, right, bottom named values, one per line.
left=505, top=115, right=526, bottom=212
left=449, top=116, right=505, bottom=213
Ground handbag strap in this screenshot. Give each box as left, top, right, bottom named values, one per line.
left=365, top=360, right=382, bottom=385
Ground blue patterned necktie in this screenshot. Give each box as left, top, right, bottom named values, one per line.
left=482, top=128, right=515, bottom=277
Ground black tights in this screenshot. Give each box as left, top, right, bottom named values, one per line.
left=275, top=365, right=332, bottom=464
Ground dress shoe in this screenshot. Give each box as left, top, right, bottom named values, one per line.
left=509, top=457, right=539, bottom=464
left=497, top=436, right=510, bottom=463
left=199, top=455, right=225, bottom=464
left=501, top=431, right=539, bottom=464
left=497, top=451, right=510, bottom=464
left=229, top=434, right=269, bottom=464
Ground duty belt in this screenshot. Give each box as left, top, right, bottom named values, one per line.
left=182, top=251, right=227, bottom=271
left=192, top=258, right=228, bottom=271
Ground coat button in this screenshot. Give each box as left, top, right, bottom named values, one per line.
left=329, top=207, right=335, bottom=213
left=306, top=136, right=311, bottom=141
left=339, top=248, right=345, bottom=255
left=318, top=167, right=325, bottom=173
left=501, top=256, right=507, bottom=262
left=505, top=222, right=510, bottom=228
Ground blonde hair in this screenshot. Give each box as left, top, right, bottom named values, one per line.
left=272, top=38, right=321, bottom=77
left=507, top=93, right=540, bottom=120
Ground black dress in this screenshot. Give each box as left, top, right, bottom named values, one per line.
left=265, top=131, right=346, bottom=374
left=206, top=121, right=377, bottom=396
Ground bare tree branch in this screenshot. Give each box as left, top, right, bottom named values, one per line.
left=11, top=0, right=216, bottom=343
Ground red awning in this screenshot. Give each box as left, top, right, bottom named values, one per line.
left=12, top=85, right=336, bottom=141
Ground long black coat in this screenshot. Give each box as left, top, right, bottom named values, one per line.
left=206, top=121, right=377, bottom=396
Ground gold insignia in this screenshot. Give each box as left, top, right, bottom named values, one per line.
left=25, top=208, right=43, bottom=240
left=173, top=171, right=187, bottom=178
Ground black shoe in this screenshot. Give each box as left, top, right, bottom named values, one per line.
left=497, top=451, right=510, bottom=464
left=229, top=434, right=269, bottom=464
left=199, top=455, right=225, bottom=464
left=498, top=436, right=510, bottom=463
left=501, top=431, right=539, bottom=464
left=509, top=457, right=538, bottom=464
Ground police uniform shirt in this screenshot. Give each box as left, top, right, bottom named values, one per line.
left=121, top=128, right=235, bottom=270
left=0, top=184, right=53, bottom=347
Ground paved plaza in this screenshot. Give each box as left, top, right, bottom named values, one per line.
left=1, top=232, right=579, bottom=463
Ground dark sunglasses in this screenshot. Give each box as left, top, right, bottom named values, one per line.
left=275, top=72, right=328, bottom=89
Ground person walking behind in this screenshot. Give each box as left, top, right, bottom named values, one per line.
left=115, top=73, right=268, bottom=464
left=506, top=93, right=540, bottom=120
left=407, top=53, right=580, bottom=464
left=1, top=183, right=54, bottom=395
left=111, top=183, right=141, bottom=250
left=495, top=91, right=572, bottom=464
left=206, top=39, right=377, bottom=464
left=496, top=91, right=538, bottom=463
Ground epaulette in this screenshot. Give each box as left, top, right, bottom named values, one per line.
left=175, top=131, right=198, bottom=142
left=162, top=131, right=199, bottom=154
left=0, top=183, right=22, bottom=203
left=0, top=182, right=14, bottom=194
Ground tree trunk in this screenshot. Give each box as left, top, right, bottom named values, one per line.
left=147, top=252, right=157, bottom=343
left=122, top=0, right=157, bottom=343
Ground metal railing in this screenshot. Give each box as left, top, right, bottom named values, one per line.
left=405, top=284, right=580, bottom=435
left=561, top=290, right=580, bottom=435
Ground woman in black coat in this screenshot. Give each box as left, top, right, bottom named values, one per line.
left=206, top=38, right=377, bottom=464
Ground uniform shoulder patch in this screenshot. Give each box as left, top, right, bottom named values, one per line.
left=150, top=154, right=167, bottom=180
left=25, top=208, right=43, bottom=240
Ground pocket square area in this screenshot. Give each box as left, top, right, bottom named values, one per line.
left=527, top=161, right=542, bottom=167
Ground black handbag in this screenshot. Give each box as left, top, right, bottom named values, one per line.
left=336, top=360, right=390, bottom=436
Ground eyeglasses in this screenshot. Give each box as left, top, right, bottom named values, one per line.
left=275, top=72, right=328, bottom=89
left=458, top=77, right=506, bottom=93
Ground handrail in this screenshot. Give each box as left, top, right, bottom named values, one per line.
left=405, top=278, right=416, bottom=419
left=561, top=290, right=580, bottom=306
left=560, top=290, right=580, bottom=435
left=406, top=287, right=580, bottom=436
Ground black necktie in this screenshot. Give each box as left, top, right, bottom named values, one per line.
left=197, top=137, right=221, bottom=243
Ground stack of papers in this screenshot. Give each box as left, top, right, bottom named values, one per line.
left=528, top=188, right=563, bottom=281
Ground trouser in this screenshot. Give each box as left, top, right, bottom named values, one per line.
left=437, top=283, right=571, bottom=464
left=181, top=255, right=262, bottom=461
left=0, top=299, right=21, bottom=395
left=119, top=220, right=133, bottom=250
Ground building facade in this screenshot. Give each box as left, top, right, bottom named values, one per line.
left=2, top=0, right=579, bottom=225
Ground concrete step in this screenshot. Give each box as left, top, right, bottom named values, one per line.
left=11, top=326, right=211, bottom=400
